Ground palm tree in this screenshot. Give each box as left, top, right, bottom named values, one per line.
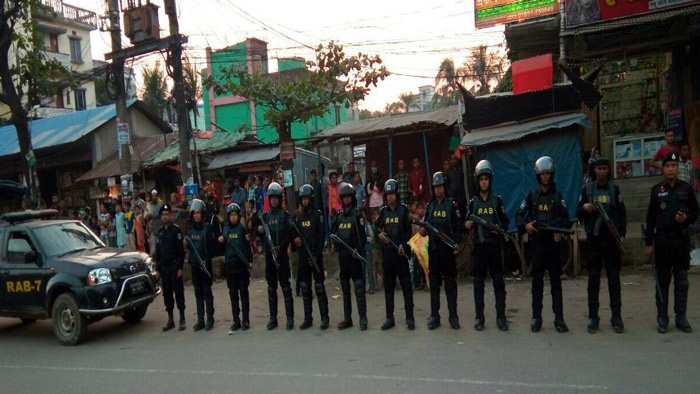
left=462, top=45, right=506, bottom=96
left=140, top=62, right=169, bottom=120
left=182, top=57, right=202, bottom=128
left=435, top=58, right=465, bottom=98
left=398, top=92, right=420, bottom=113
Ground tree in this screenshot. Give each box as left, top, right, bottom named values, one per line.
left=462, top=45, right=505, bottom=96
left=435, top=58, right=465, bottom=98
left=140, top=62, right=169, bottom=120
left=182, top=57, right=202, bottom=128
left=398, top=92, right=420, bottom=113
left=383, top=101, right=403, bottom=115
left=206, top=41, right=388, bottom=205
left=0, top=0, right=74, bottom=207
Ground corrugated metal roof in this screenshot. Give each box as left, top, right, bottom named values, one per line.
left=562, top=4, right=700, bottom=36
left=207, top=145, right=280, bottom=170
left=461, top=112, right=591, bottom=147
left=76, top=134, right=177, bottom=182
left=310, top=105, right=459, bottom=142
left=143, top=131, right=245, bottom=167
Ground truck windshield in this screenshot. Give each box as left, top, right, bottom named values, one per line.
left=33, top=222, right=104, bottom=258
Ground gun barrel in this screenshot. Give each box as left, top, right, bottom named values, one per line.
left=291, top=220, right=320, bottom=273
left=331, top=234, right=368, bottom=264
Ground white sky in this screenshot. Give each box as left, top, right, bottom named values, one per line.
left=71, top=0, right=505, bottom=111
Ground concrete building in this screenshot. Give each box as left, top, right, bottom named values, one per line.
left=202, top=38, right=346, bottom=143
left=0, top=0, right=99, bottom=121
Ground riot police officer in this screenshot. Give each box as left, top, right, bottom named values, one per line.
left=254, top=182, right=295, bottom=330
left=516, top=156, right=571, bottom=333
left=218, top=203, right=253, bottom=331
left=645, top=152, right=699, bottom=333
left=186, top=199, right=216, bottom=331
left=464, top=160, right=510, bottom=331
left=577, top=157, right=627, bottom=333
left=421, top=172, right=462, bottom=330
left=376, top=179, right=415, bottom=331
left=154, top=203, right=186, bottom=332
left=332, top=183, right=368, bottom=331
left=292, top=184, right=330, bottom=330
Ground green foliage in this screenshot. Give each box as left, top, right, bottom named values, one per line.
left=205, top=41, right=389, bottom=141
left=140, top=62, right=169, bottom=120
left=398, top=92, right=419, bottom=113
left=434, top=46, right=507, bottom=98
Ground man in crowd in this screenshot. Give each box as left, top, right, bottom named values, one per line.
left=343, top=162, right=356, bottom=184
left=326, top=171, right=341, bottom=219
left=409, top=157, right=428, bottom=203
left=132, top=187, right=146, bottom=211
left=650, top=129, right=679, bottom=171
left=231, top=177, right=247, bottom=215
left=395, top=159, right=409, bottom=204
left=447, top=154, right=467, bottom=220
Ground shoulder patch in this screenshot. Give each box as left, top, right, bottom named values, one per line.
left=519, top=199, right=527, bottom=210
left=561, top=199, right=567, bottom=208
left=177, top=232, right=182, bottom=240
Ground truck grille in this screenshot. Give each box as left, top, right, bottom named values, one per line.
left=113, top=262, right=147, bottom=279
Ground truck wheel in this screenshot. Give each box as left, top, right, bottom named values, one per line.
left=121, top=304, right=149, bottom=324
left=20, top=318, right=37, bottom=324
left=52, top=293, right=87, bottom=346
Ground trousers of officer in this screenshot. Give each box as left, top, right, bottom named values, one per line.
left=428, top=243, right=458, bottom=319
left=655, top=237, right=691, bottom=318
left=382, top=248, right=414, bottom=320
left=339, top=254, right=366, bottom=320
left=531, top=237, right=564, bottom=321
left=226, top=268, right=250, bottom=323
left=472, top=242, right=506, bottom=319
left=161, top=265, right=185, bottom=313
left=586, top=236, right=621, bottom=319
left=297, top=251, right=328, bottom=322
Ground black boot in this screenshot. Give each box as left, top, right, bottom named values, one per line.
left=338, top=279, right=353, bottom=330
left=178, top=310, right=186, bottom=331
left=241, top=290, right=250, bottom=330
left=554, top=320, right=569, bottom=333
left=611, top=315, right=624, bottom=333
left=676, top=316, right=692, bottom=333
left=231, top=300, right=241, bottom=331
left=427, top=315, right=441, bottom=330
left=299, top=283, right=313, bottom=330
left=531, top=316, right=542, bottom=333
left=496, top=317, right=508, bottom=331
left=587, top=316, right=600, bottom=334
left=674, top=270, right=691, bottom=333
left=381, top=317, right=395, bottom=331
left=315, top=282, right=329, bottom=330
left=162, top=311, right=175, bottom=332
left=205, top=297, right=215, bottom=331
left=445, top=276, right=459, bottom=329
left=657, top=316, right=669, bottom=334
left=355, top=280, right=368, bottom=331
left=474, top=317, right=485, bottom=331
left=282, top=287, right=294, bottom=330
left=193, top=297, right=205, bottom=332
left=267, top=287, right=278, bottom=330
left=401, top=275, right=415, bottom=331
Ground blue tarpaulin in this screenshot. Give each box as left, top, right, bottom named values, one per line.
left=463, top=114, right=590, bottom=233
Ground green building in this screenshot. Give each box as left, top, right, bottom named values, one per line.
left=203, top=38, right=346, bottom=143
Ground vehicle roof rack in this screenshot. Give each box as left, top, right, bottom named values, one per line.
left=0, top=209, right=59, bottom=224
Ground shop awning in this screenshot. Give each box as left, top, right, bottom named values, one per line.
left=461, top=112, right=591, bottom=147
left=512, top=54, right=553, bottom=95
left=143, top=131, right=245, bottom=168
left=76, top=135, right=176, bottom=182
left=207, top=146, right=280, bottom=170
left=561, top=4, right=700, bottom=36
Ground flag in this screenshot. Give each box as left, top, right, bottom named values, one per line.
left=408, top=233, right=430, bottom=289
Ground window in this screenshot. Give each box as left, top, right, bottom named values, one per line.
left=56, top=89, right=64, bottom=108
left=48, top=33, right=59, bottom=52
left=32, top=222, right=102, bottom=258
left=75, top=89, right=86, bottom=111
left=69, top=37, right=82, bottom=62
left=6, top=231, right=37, bottom=264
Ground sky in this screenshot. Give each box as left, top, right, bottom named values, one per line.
left=71, top=0, right=505, bottom=111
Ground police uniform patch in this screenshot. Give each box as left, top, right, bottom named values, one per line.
left=560, top=199, right=567, bottom=208
left=520, top=199, right=527, bottom=209
left=177, top=232, right=182, bottom=240
left=660, top=202, right=667, bottom=210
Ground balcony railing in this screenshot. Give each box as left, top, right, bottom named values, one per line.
left=42, top=50, right=72, bottom=69
left=40, top=0, right=97, bottom=28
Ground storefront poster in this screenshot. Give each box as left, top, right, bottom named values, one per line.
left=474, top=0, right=560, bottom=29
left=566, top=0, right=700, bottom=28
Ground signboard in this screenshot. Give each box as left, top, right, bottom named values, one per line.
left=120, top=174, right=133, bottom=201
left=565, top=0, right=700, bottom=28
left=117, top=122, right=130, bottom=145
left=280, top=141, right=296, bottom=160
left=667, top=108, right=684, bottom=140
left=184, top=184, right=199, bottom=206
left=474, top=0, right=560, bottom=29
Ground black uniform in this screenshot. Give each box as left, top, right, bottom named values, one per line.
left=645, top=179, right=699, bottom=329
left=376, top=203, right=414, bottom=325
left=516, top=185, right=571, bottom=326
left=332, top=207, right=368, bottom=326
left=425, top=196, right=462, bottom=324
left=222, top=222, right=252, bottom=327
left=154, top=223, right=185, bottom=315
left=467, top=192, right=509, bottom=324
left=577, top=180, right=627, bottom=327
left=292, top=207, right=329, bottom=326
left=254, top=209, right=295, bottom=326
left=187, top=220, right=216, bottom=326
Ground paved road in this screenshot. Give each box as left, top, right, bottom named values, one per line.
left=0, top=268, right=697, bottom=394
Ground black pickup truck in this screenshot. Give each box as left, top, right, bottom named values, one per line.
left=0, top=210, right=161, bottom=345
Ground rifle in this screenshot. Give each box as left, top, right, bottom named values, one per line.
left=642, top=224, right=664, bottom=304
left=226, top=237, right=252, bottom=269
left=257, top=211, right=279, bottom=269
left=593, top=201, right=625, bottom=253
left=330, top=234, right=368, bottom=264
left=184, top=236, right=212, bottom=278
left=468, top=213, right=510, bottom=242
left=533, top=222, right=575, bottom=235
left=409, top=217, right=457, bottom=250
left=380, top=232, right=411, bottom=261
left=290, top=219, right=321, bottom=273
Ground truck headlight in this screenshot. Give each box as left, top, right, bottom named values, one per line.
left=145, top=257, right=155, bottom=273
left=88, top=268, right=112, bottom=286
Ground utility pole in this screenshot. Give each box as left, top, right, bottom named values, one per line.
left=107, top=0, right=133, bottom=200
left=164, top=0, right=193, bottom=184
